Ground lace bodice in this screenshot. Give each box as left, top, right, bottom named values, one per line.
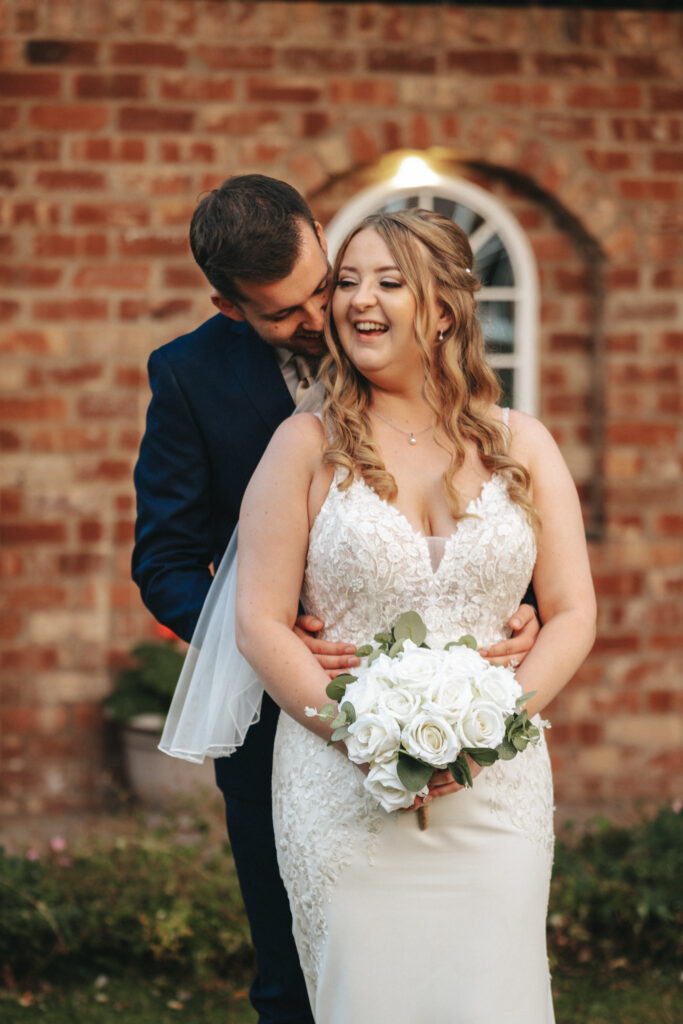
left=302, top=470, right=536, bottom=650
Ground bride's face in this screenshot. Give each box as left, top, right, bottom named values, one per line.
left=332, top=228, right=428, bottom=385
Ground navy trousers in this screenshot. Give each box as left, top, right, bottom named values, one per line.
left=215, top=762, right=314, bottom=1024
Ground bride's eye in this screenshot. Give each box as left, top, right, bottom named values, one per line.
left=380, top=279, right=402, bottom=289
left=335, top=277, right=356, bottom=289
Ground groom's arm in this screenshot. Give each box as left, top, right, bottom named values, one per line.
left=132, top=347, right=215, bottom=643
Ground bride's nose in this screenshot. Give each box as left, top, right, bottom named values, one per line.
left=350, top=278, right=377, bottom=310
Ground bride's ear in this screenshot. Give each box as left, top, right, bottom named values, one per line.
left=436, top=306, right=454, bottom=338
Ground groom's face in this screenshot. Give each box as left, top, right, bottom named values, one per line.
left=214, top=222, right=331, bottom=357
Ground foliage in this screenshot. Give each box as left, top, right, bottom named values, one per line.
left=101, top=643, right=186, bottom=724
left=548, top=805, right=683, bottom=970
left=0, top=830, right=253, bottom=988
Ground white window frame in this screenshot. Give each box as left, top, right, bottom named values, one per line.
left=324, top=175, right=539, bottom=415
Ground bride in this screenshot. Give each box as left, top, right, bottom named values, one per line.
left=231, top=209, right=596, bottom=1023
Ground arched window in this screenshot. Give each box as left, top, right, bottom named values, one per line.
left=325, top=173, right=539, bottom=414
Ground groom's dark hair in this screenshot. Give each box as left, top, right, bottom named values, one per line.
left=190, top=173, right=318, bottom=304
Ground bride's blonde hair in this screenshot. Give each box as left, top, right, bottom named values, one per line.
left=320, top=208, right=539, bottom=534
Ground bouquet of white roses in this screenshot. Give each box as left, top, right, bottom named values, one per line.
left=306, top=611, right=545, bottom=824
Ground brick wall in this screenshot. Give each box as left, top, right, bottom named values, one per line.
left=1, top=1, right=681, bottom=815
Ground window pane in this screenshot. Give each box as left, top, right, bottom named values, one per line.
left=379, top=195, right=420, bottom=212
left=494, top=367, right=515, bottom=410
left=473, top=233, right=514, bottom=287
left=479, top=300, right=515, bottom=354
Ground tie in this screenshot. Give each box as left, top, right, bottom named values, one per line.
left=293, top=355, right=316, bottom=405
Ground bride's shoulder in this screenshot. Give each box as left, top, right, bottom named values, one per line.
left=268, top=412, right=326, bottom=465
left=504, top=409, right=565, bottom=473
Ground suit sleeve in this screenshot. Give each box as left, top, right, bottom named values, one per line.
left=132, top=347, right=214, bottom=643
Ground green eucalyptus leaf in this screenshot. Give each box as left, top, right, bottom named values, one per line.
left=319, top=702, right=338, bottom=721
left=393, top=611, right=427, bottom=646
left=455, top=634, right=478, bottom=650
left=515, top=690, right=537, bottom=707
left=330, top=711, right=348, bottom=730
left=463, top=747, right=499, bottom=767
left=449, top=753, right=473, bottom=788
left=388, top=639, right=405, bottom=658
left=340, top=701, right=356, bottom=725
left=512, top=734, right=530, bottom=752
left=396, top=753, right=433, bottom=792
left=355, top=644, right=374, bottom=657
left=373, top=632, right=393, bottom=645
left=496, top=737, right=517, bottom=760
left=330, top=725, right=350, bottom=744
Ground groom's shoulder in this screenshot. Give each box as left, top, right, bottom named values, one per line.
left=151, top=314, right=259, bottom=371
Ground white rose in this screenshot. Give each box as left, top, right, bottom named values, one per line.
left=343, top=667, right=391, bottom=717
left=475, top=664, right=521, bottom=713
left=401, top=710, right=460, bottom=768
left=377, top=686, right=424, bottom=726
left=391, top=642, right=446, bottom=698
left=431, top=669, right=474, bottom=722
left=363, top=759, right=417, bottom=812
left=457, top=699, right=506, bottom=749
left=346, top=711, right=401, bottom=766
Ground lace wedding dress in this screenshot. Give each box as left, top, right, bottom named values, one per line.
left=272, top=456, right=555, bottom=1022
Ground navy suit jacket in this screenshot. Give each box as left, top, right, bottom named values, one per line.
left=132, top=314, right=294, bottom=802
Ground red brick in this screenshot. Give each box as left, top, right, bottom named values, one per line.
left=118, top=234, right=187, bottom=257
left=29, top=426, right=108, bottom=452
left=163, top=266, right=205, bottom=289
left=73, top=264, right=149, bottom=289
left=0, top=428, right=22, bottom=450
left=72, top=202, right=148, bottom=227
left=367, top=48, right=436, bottom=74
left=607, top=423, right=678, bottom=445
left=657, top=515, right=683, bottom=537
left=0, top=137, right=61, bottom=161
left=34, top=233, right=108, bottom=258
left=57, top=553, right=104, bottom=574
left=36, top=170, right=106, bottom=190
left=650, top=87, right=683, bottom=112
left=1, top=522, right=67, bottom=544
left=30, top=104, right=109, bottom=131
left=118, top=106, right=195, bottom=132
left=611, top=116, right=681, bottom=143
left=0, top=106, right=20, bottom=130
left=74, top=73, right=146, bottom=99
left=77, top=395, right=137, bottom=419
left=447, top=49, right=520, bottom=74
left=201, top=109, right=281, bottom=134
left=113, top=520, right=135, bottom=544
left=652, top=151, right=683, bottom=173
left=0, top=265, right=61, bottom=287
left=119, top=297, right=194, bottom=320
left=247, top=78, right=323, bottom=103
left=592, top=635, right=640, bottom=655
left=82, top=458, right=131, bottom=481
left=0, top=396, right=67, bottom=420
left=115, top=366, right=149, bottom=388
left=658, top=332, right=683, bottom=353
left=583, top=148, right=633, bottom=172
left=33, top=298, right=108, bottom=321
left=0, top=169, right=18, bottom=189
left=79, top=519, right=103, bottom=542
left=25, top=39, right=99, bottom=65
left=159, top=140, right=215, bottom=162
left=111, top=42, right=187, bottom=67
left=0, top=72, right=61, bottom=97
left=567, top=84, right=640, bottom=109
left=7, top=585, right=67, bottom=609
left=489, top=82, right=553, bottom=107
left=549, top=332, right=591, bottom=353
left=1, top=488, right=22, bottom=515
left=0, top=648, right=58, bottom=672
left=605, top=268, right=639, bottom=289
left=593, top=573, right=643, bottom=597
left=618, top=179, right=679, bottom=201
left=159, top=76, right=235, bottom=101
left=615, top=55, right=666, bottom=78
left=330, top=79, right=397, bottom=105
left=196, top=44, right=273, bottom=70
left=535, top=54, right=602, bottom=75
left=282, top=48, right=356, bottom=73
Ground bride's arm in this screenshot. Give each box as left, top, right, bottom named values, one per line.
left=235, top=414, right=338, bottom=742
left=508, top=412, right=597, bottom=719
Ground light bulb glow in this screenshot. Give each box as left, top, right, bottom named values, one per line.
left=392, top=156, right=439, bottom=188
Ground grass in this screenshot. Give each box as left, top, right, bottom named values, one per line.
left=1, top=969, right=679, bottom=1023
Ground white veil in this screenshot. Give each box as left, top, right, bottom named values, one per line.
left=159, top=381, right=326, bottom=763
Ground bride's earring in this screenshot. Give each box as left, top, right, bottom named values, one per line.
left=438, top=329, right=444, bottom=342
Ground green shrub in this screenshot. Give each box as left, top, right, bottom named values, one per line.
left=101, top=643, right=186, bottom=724
left=0, top=831, right=253, bottom=987
left=549, top=805, right=682, bottom=969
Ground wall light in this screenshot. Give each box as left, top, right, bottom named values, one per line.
left=391, top=155, right=440, bottom=188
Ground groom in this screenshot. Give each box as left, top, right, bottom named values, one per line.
left=132, top=174, right=538, bottom=1023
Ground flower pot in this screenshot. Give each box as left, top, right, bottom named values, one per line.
left=121, top=715, right=216, bottom=807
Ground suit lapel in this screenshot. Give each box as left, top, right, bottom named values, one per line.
left=230, top=320, right=295, bottom=431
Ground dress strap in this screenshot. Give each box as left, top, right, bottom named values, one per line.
left=501, top=406, right=510, bottom=426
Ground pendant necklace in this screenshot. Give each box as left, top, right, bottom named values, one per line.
left=371, top=409, right=432, bottom=446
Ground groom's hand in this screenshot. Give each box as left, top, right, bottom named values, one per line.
left=478, top=603, right=540, bottom=669
left=294, top=614, right=360, bottom=679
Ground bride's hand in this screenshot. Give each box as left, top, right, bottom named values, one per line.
left=479, top=603, right=539, bottom=669
left=294, top=614, right=361, bottom=679
left=404, top=762, right=484, bottom=812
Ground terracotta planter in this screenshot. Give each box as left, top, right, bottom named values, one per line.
left=121, top=715, right=216, bottom=806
